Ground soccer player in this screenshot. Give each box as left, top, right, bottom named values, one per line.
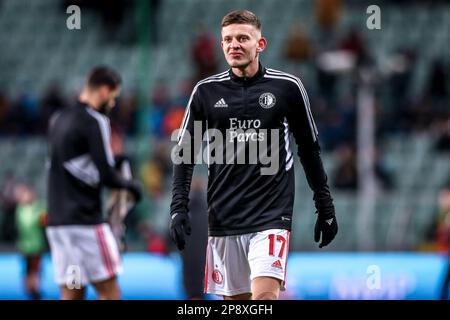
left=170, top=10, right=338, bottom=300
left=46, top=66, right=142, bottom=300
left=15, top=184, right=47, bottom=300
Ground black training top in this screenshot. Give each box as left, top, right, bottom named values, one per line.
left=171, top=64, right=334, bottom=236
left=47, top=101, right=133, bottom=226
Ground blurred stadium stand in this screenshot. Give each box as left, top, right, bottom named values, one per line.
left=0, top=0, right=140, bottom=96
left=1, top=0, right=450, bottom=255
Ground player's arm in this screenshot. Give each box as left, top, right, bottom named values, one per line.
left=169, top=88, right=204, bottom=250
left=286, top=79, right=337, bottom=248
left=85, top=116, right=141, bottom=201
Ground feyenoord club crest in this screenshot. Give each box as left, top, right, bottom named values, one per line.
left=259, top=92, right=276, bottom=109
left=212, top=269, right=224, bottom=285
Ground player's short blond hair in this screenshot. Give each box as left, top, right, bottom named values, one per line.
left=221, top=10, right=261, bottom=31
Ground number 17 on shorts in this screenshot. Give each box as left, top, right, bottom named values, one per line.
left=248, top=229, right=290, bottom=288
left=204, top=229, right=290, bottom=295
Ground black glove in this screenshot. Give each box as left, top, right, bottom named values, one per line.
left=169, top=212, right=191, bottom=251
left=126, top=180, right=142, bottom=203
left=314, top=210, right=338, bottom=248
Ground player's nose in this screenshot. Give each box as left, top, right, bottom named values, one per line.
left=230, top=38, right=240, bottom=49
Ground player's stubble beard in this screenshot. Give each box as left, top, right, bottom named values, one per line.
left=228, top=51, right=258, bottom=70
left=97, top=100, right=112, bottom=116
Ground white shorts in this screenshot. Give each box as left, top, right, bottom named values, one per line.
left=204, top=229, right=290, bottom=296
left=46, top=223, right=123, bottom=287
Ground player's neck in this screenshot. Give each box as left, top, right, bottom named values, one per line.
left=231, top=60, right=260, bottom=78
left=79, top=90, right=99, bottom=110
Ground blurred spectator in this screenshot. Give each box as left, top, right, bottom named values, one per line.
left=284, top=22, right=313, bottom=62
left=333, top=144, right=394, bottom=191
left=141, top=143, right=171, bottom=198
left=162, top=107, right=185, bottom=138
left=142, top=157, right=164, bottom=198
left=433, top=117, right=450, bottom=152
left=314, top=39, right=361, bottom=106
left=437, top=188, right=450, bottom=251
left=426, top=59, right=449, bottom=117
left=38, top=84, right=68, bottom=134
left=339, top=29, right=369, bottom=67
left=382, top=49, right=416, bottom=133
left=315, top=0, right=342, bottom=32
left=15, top=184, right=47, bottom=300
left=427, top=59, right=449, bottom=100
left=191, top=26, right=219, bottom=83
left=181, top=178, right=208, bottom=300
left=0, top=173, right=19, bottom=243
left=313, top=28, right=369, bottom=131
left=408, top=97, right=436, bottom=131
left=162, top=80, right=196, bottom=138
left=373, top=148, right=395, bottom=191
left=7, top=87, right=39, bottom=135
left=437, top=188, right=450, bottom=299
left=110, top=91, right=139, bottom=136
left=320, top=96, right=356, bottom=151
left=333, top=144, right=358, bottom=190
left=147, top=81, right=171, bottom=138
left=315, top=55, right=338, bottom=106
left=20, top=87, right=40, bottom=134
left=173, top=80, right=195, bottom=109
left=136, top=220, right=169, bottom=255
left=0, top=91, right=9, bottom=135
left=146, top=226, right=169, bottom=255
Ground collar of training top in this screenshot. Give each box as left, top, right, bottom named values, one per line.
left=76, top=100, right=88, bottom=109
left=228, top=62, right=265, bottom=85
left=76, top=100, right=100, bottom=115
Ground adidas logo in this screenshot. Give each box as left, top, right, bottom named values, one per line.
left=325, top=218, right=334, bottom=225
left=214, top=98, right=228, bottom=108
left=271, top=260, right=283, bottom=269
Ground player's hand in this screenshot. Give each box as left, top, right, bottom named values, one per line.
left=127, top=180, right=142, bottom=203
left=169, top=212, right=191, bottom=251
left=314, top=210, right=338, bottom=248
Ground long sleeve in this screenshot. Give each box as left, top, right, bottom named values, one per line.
left=170, top=88, right=204, bottom=216
left=85, top=111, right=133, bottom=189
left=286, top=79, right=334, bottom=215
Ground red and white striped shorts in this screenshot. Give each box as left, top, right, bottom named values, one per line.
left=46, top=223, right=122, bottom=287
left=204, top=229, right=290, bottom=297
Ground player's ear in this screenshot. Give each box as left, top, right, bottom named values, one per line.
left=220, top=36, right=227, bottom=50
left=257, top=37, right=267, bottom=53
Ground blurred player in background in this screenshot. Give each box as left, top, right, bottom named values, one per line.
left=15, top=184, right=47, bottom=300
left=170, top=10, right=337, bottom=300
left=46, top=66, right=142, bottom=300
